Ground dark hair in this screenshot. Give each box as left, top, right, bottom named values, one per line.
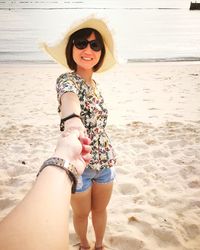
left=65, top=28, right=105, bottom=72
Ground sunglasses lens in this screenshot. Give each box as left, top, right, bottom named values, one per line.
left=74, top=39, right=88, bottom=49
left=90, top=40, right=102, bottom=51
left=74, top=39, right=102, bottom=51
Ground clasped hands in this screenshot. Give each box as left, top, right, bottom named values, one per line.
left=54, top=128, right=91, bottom=176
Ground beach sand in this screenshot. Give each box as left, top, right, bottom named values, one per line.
left=0, top=62, right=200, bottom=250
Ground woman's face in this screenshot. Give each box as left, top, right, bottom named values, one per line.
left=72, top=32, right=102, bottom=72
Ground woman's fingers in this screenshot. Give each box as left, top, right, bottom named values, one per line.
left=79, top=135, right=91, bottom=145
left=81, top=153, right=91, bottom=164
left=81, top=144, right=91, bottom=154
left=59, top=128, right=91, bottom=167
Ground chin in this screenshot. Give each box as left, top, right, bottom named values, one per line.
left=80, top=65, right=95, bottom=70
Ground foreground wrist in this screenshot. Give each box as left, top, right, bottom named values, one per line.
left=37, top=157, right=78, bottom=193
left=52, top=152, right=72, bottom=162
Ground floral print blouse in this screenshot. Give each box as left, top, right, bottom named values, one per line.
left=56, top=72, right=116, bottom=171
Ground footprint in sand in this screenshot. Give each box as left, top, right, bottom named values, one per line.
left=179, top=166, right=197, bottom=180
left=183, top=223, right=200, bottom=239
left=152, top=150, right=170, bottom=158
left=118, top=182, right=139, bottom=195
left=153, top=227, right=181, bottom=247
left=188, top=179, right=200, bottom=188
left=116, top=167, right=130, bottom=175
left=128, top=218, right=153, bottom=236
left=6, top=165, right=29, bottom=177
left=108, top=234, right=145, bottom=250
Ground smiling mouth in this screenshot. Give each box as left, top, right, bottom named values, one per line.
left=81, top=56, right=93, bottom=61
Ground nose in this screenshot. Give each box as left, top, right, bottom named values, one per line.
left=84, top=43, right=93, bottom=53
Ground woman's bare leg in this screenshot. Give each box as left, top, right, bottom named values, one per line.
left=91, top=182, right=113, bottom=248
left=71, top=187, right=91, bottom=248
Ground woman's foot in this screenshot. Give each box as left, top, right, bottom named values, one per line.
left=94, top=246, right=104, bottom=250
left=79, top=245, right=91, bottom=250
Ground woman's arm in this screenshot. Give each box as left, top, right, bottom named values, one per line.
left=60, top=92, right=85, bottom=133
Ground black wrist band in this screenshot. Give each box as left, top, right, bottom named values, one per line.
left=60, top=113, right=81, bottom=131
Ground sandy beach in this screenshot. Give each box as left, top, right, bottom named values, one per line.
left=0, top=62, right=200, bottom=250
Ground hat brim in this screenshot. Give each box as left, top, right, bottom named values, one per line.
left=41, top=17, right=116, bottom=73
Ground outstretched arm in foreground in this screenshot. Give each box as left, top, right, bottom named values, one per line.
left=0, top=130, right=91, bottom=250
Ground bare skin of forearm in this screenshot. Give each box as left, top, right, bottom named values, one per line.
left=0, top=166, right=71, bottom=250
left=61, top=93, right=85, bottom=132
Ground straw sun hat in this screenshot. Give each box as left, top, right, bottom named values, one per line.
left=41, top=17, right=116, bottom=72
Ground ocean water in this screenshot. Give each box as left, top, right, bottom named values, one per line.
left=0, top=0, right=200, bottom=63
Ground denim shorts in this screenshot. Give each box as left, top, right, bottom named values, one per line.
left=76, top=167, right=116, bottom=193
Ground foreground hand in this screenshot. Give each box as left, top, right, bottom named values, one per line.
left=54, top=130, right=91, bottom=175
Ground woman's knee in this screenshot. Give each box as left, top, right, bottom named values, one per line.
left=91, top=206, right=107, bottom=215
left=73, top=209, right=90, bottom=219
left=71, top=187, right=92, bottom=218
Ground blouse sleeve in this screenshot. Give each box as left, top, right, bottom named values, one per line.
left=56, top=73, right=79, bottom=105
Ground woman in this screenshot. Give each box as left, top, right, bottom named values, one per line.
left=42, top=17, right=117, bottom=250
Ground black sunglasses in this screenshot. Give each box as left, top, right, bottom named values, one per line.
left=73, top=38, right=102, bottom=52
